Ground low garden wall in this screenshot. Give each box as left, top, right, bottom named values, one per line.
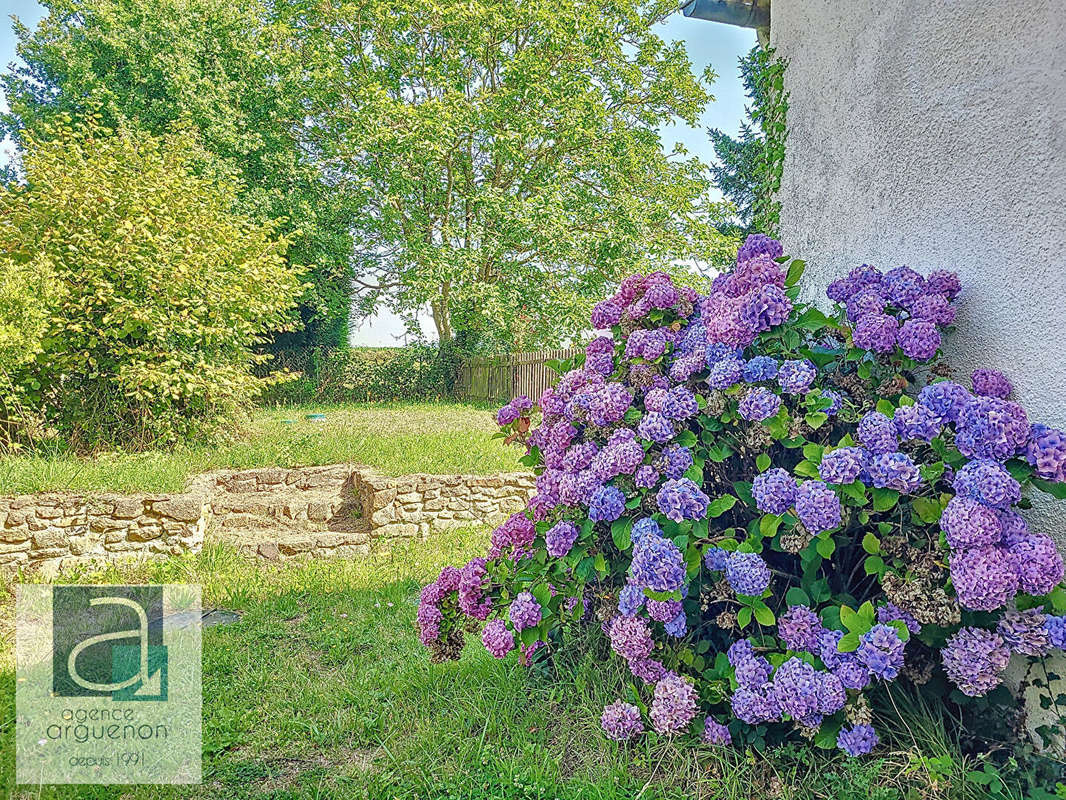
left=0, top=465, right=535, bottom=575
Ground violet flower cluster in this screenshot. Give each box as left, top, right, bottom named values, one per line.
left=415, top=234, right=1066, bottom=758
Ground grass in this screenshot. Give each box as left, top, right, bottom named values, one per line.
left=0, top=402, right=518, bottom=495
left=0, top=530, right=994, bottom=800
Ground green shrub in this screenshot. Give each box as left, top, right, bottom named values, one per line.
left=0, top=116, right=304, bottom=449
left=261, top=344, right=465, bottom=405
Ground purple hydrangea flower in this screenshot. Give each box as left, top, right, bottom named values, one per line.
left=972, top=368, right=1012, bottom=398
left=1027, top=424, right=1066, bottom=483
left=997, top=608, right=1052, bottom=656
left=459, top=557, right=491, bottom=620
left=997, top=510, right=1029, bottom=546
left=734, top=651, right=773, bottom=690
left=1046, top=616, right=1066, bottom=649
left=955, top=397, right=1029, bottom=461
left=631, top=517, right=662, bottom=545
left=702, top=718, right=732, bottom=745
left=488, top=513, right=537, bottom=560
left=738, top=387, right=782, bottom=421
left=658, top=444, right=693, bottom=480
left=545, top=521, right=580, bottom=558
left=650, top=673, right=700, bottom=734
left=771, top=657, right=823, bottom=725
left=911, top=293, right=956, bottom=326
left=662, top=387, right=699, bottom=422
left=646, top=598, right=682, bottom=624
left=777, top=359, right=817, bottom=394
left=743, top=356, right=779, bottom=382
left=645, top=281, right=679, bottom=309
left=725, top=552, right=772, bottom=596
left=634, top=465, right=659, bottom=488
left=628, top=656, right=668, bottom=685
left=852, top=313, right=898, bottom=354
left=795, top=480, right=842, bottom=533
left=731, top=685, right=781, bottom=724
left=778, top=605, right=825, bottom=653
left=926, top=269, right=961, bottom=299
left=708, top=356, right=745, bottom=390
left=942, top=627, right=1010, bottom=696
left=883, top=266, right=926, bottom=307
left=589, top=485, right=626, bottom=522
left=664, top=611, right=688, bottom=637
left=591, top=299, right=624, bottom=329
left=481, top=618, right=515, bottom=658
left=618, top=584, right=646, bottom=616
left=950, top=546, right=1018, bottom=611
left=940, top=496, right=1001, bottom=549
left=509, top=591, right=542, bottom=631
left=601, top=700, right=644, bottom=741
left=703, top=546, right=729, bottom=571
left=1008, top=532, right=1065, bottom=595
left=918, top=380, right=971, bottom=423
left=867, top=452, right=922, bottom=492
left=818, top=672, right=848, bottom=715
left=845, top=288, right=886, bottom=322
left=953, top=459, right=1021, bottom=510
left=656, top=478, right=710, bottom=522
left=893, top=404, right=942, bottom=442
left=897, top=319, right=941, bottom=361
left=837, top=724, right=879, bottom=757
left=857, top=411, right=899, bottom=454
left=819, top=447, right=866, bottom=485
left=737, top=233, right=784, bottom=263
left=752, top=468, right=798, bottom=515
left=630, top=534, right=687, bottom=593
left=609, top=614, right=654, bottom=660
left=637, top=412, right=675, bottom=444
left=742, top=284, right=793, bottom=332
left=857, top=624, right=905, bottom=680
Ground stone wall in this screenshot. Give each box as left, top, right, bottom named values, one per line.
left=0, top=465, right=535, bottom=573
left=0, top=493, right=208, bottom=576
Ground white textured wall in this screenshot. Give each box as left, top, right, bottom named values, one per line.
left=769, top=0, right=1066, bottom=745
left=771, top=0, right=1066, bottom=531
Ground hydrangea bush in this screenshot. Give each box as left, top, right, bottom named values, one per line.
left=418, top=234, right=1066, bottom=756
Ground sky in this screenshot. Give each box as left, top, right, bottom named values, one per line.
left=0, top=1, right=755, bottom=346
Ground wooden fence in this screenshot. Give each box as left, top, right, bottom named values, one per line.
left=457, top=348, right=582, bottom=404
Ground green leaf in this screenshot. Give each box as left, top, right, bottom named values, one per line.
left=872, top=488, right=900, bottom=512
left=864, top=555, right=886, bottom=575
left=912, top=496, right=944, bottom=524
left=804, top=412, right=829, bottom=430
left=706, top=442, right=735, bottom=463
left=737, top=606, right=753, bottom=629
left=785, top=259, right=806, bottom=288
left=785, top=587, right=810, bottom=607
left=753, top=604, right=776, bottom=626
left=707, top=494, right=738, bottom=518
left=837, top=631, right=861, bottom=652
left=875, top=399, right=895, bottom=418
left=861, top=532, right=881, bottom=554
left=815, top=536, right=836, bottom=558
left=611, top=518, right=633, bottom=551
left=802, top=443, right=825, bottom=463
left=1034, top=478, right=1066, bottom=499
left=841, top=480, right=868, bottom=505
left=794, top=460, right=820, bottom=478
left=759, top=513, right=782, bottom=538
left=675, top=430, right=698, bottom=447
left=756, top=453, right=771, bottom=472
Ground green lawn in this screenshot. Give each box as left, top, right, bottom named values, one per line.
left=0, top=403, right=518, bottom=495
left=0, top=530, right=984, bottom=800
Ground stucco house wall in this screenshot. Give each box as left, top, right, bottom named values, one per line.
left=770, top=0, right=1066, bottom=535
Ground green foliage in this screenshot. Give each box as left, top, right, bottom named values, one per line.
left=0, top=117, right=303, bottom=449
left=1, top=0, right=355, bottom=347
left=708, top=46, right=789, bottom=236
left=261, top=345, right=466, bottom=405
left=290, top=0, right=738, bottom=348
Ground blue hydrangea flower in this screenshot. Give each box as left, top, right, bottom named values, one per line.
left=589, top=485, right=626, bottom=522
left=725, top=552, right=771, bottom=596
left=777, top=359, right=817, bottom=394
left=752, top=468, right=797, bottom=515
left=743, top=356, right=779, bottom=382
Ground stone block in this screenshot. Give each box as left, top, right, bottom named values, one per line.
left=153, top=496, right=204, bottom=522
left=278, top=537, right=315, bottom=555
left=111, top=497, right=144, bottom=519
left=32, top=529, right=67, bottom=550
left=375, top=523, right=417, bottom=539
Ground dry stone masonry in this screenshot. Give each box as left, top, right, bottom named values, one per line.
left=0, top=465, right=534, bottom=575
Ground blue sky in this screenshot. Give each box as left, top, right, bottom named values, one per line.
left=0, top=2, right=754, bottom=345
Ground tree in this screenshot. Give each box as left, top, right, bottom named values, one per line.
left=288, top=0, right=737, bottom=349
left=708, top=46, right=787, bottom=235
left=1, top=0, right=354, bottom=348
left=0, top=118, right=304, bottom=449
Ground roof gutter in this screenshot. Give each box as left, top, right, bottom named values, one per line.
left=680, top=0, right=769, bottom=29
